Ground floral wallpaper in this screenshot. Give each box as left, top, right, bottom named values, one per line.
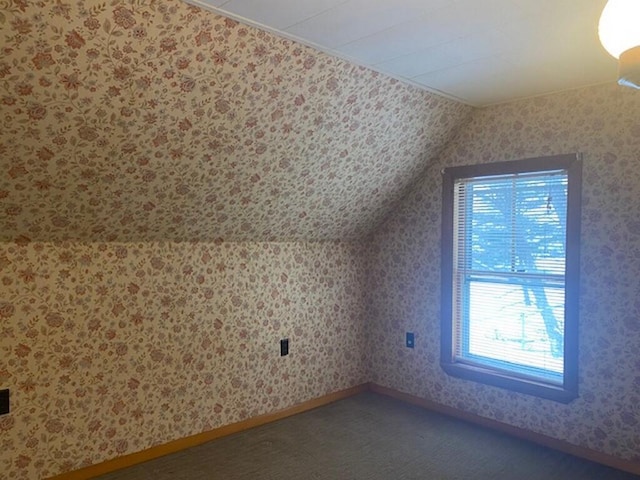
left=0, top=240, right=368, bottom=479
left=0, top=0, right=474, bottom=478
left=2, top=0, right=639, bottom=475
left=11, top=0, right=639, bottom=476
left=0, top=0, right=471, bottom=243
left=366, top=83, right=640, bottom=463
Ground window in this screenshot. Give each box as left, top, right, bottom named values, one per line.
left=440, top=154, right=582, bottom=403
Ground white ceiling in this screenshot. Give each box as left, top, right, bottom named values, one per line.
left=186, top=0, right=618, bottom=106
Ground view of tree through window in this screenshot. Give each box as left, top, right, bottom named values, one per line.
left=441, top=155, right=581, bottom=402
left=459, top=172, right=567, bottom=383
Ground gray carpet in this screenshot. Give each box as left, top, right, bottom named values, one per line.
left=96, top=392, right=639, bottom=479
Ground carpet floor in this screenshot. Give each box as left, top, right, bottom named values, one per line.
left=96, top=392, right=639, bottom=479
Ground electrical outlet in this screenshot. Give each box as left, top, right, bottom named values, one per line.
left=406, top=332, right=415, bottom=349
left=0, top=389, right=9, bottom=415
left=280, top=338, right=289, bottom=356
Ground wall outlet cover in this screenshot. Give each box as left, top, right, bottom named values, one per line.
left=0, top=389, right=9, bottom=415
left=280, top=338, right=289, bottom=356
left=406, top=332, right=415, bottom=348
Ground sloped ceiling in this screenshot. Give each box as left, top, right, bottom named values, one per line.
left=0, top=0, right=472, bottom=243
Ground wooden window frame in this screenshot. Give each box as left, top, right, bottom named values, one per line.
left=440, top=154, right=582, bottom=403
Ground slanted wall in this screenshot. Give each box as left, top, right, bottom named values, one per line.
left=0, top=1, right=472, bottom=478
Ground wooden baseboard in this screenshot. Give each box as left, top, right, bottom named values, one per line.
left=369, top=383, right=640, bottom=476
left=48, top=384, right=368, bottom=480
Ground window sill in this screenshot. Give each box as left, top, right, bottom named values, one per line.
left=441, top=361, right=578, bottom=404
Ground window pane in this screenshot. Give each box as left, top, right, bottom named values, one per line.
left=460, top=279, right=565, bottom=382
left=464, top=174, right=567, bottom=276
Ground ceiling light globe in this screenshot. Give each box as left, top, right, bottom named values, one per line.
left=598, top=0, right=640, bottom=59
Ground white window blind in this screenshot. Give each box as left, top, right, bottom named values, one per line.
left=452, top=170, right=569, bottom=384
